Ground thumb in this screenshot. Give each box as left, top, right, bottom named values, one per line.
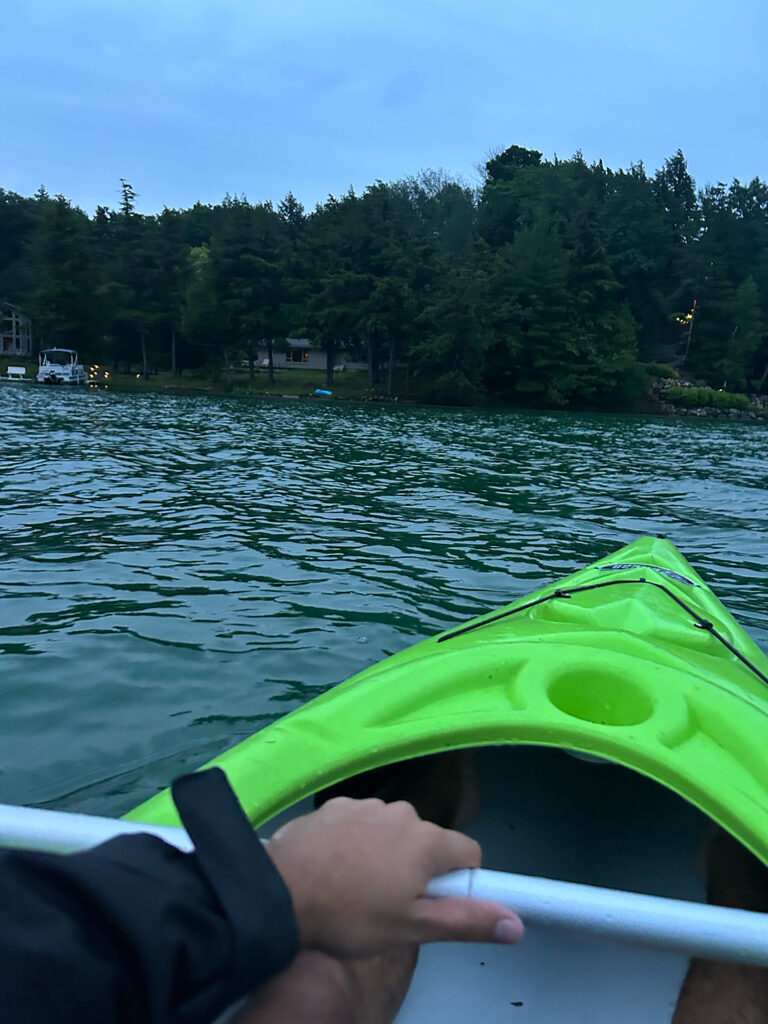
left=409, top=897, right=525, bottom=945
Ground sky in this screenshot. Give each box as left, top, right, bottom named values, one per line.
left=4, top=0, right=768, bottom=215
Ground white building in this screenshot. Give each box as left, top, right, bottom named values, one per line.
left=255, top=338, right=368, bottom=371
left=1, top=304, right=32, bottom=357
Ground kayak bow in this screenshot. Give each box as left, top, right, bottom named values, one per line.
left=126, top=536, right=768, bottom=867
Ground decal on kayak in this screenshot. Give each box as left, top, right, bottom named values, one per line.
left=598, top=563, right=701, bottom=587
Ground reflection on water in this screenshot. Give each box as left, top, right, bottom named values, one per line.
left=1, top=387, right=766, bottom=814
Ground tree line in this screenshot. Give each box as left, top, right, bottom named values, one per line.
left=1, top=144, right=767, bottom=407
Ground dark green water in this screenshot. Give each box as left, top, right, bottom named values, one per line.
left=1, top=386, right=767, bottom=816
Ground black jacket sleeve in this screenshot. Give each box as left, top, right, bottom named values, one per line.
left=0, top=768, right=299, bottom=1024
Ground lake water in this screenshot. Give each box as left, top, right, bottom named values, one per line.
left=1, top=386, right=767, bottom=816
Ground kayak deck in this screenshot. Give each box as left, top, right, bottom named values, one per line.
left=262, top=745, right=710, bottom=1024
left=127, top=537, right=768, bottom=870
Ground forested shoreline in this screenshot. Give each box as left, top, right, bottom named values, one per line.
left=2, top=144, right=767, bottom=408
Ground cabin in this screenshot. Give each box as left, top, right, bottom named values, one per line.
left=254, top=338, right=368, bottom=372
left=1, top=303, right=32, bottom=357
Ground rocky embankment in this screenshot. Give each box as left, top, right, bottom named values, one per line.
left=651, top=379, right=768, bottom=422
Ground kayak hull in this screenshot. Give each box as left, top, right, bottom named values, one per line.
left=128, top=535, right=768, bottom=1022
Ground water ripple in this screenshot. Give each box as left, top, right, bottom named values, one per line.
left=1, top=387, right=766, bottom=813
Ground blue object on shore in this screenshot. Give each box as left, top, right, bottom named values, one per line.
left=313, top=389, right=332, bottom=395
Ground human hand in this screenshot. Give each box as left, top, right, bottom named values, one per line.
left=266, top=796, right=524, bottom=959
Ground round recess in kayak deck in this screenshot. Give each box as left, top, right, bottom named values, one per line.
left=547, top=670, right=654, bottom=727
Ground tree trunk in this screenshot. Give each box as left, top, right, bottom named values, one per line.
left=326, top=341, right=335, bottom=388
left=387, top=337, right=395, bottom=397
left=681, top=299, right=697, bottom=369
left=171, top=327, right=177, bottom=376
left=267, top=339, right=275, bottom=385
left=368, top=336, right=375, bottom=389
left=140, top=328, right=148, bottom=378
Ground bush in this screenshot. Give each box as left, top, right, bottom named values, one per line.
left=667, top=386, right=706, bottom=407
left=712, top=390, right=749, bottom=411
left=513, top=379, right=547, bottom=393
left=425, top=370, right=484, bottom=406
left=644, top=363, right=679, bottom=379
left=601, top=361, right=652, bottom=408
left=666, top=386, right=749, bottom=411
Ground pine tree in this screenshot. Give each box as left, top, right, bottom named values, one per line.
left=26, top=195, right=94, bottom=353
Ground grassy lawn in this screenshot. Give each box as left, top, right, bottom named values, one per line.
left=0, top=359, right=416, bottom=402
left=108, top=367, right=373, bottom=399
left=0, top=358, right=37, bottom=379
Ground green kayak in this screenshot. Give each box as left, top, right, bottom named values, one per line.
left=126, top=535, right=768, bottom=867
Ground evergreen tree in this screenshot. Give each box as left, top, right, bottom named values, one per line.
left=201, top=196, right=292, bottom=381
left=652, top=150, right=700, bottom=244
left=0, top=189, right=40, bottom=308
left=0, top=143, right=766, bottom=404
left=156, top=208, right=192, bottom=375
left=304, top=191, right=369, bottom=387
left=25, top=195, right=94, bottom=353
left=181, top=245, right=220, bottom=367
left=415, top=259, right=489, bottom=404
left=689, top=269, right=763, bottom=390
left=480, top=154, right=637, bottom=405
left=602, top=164, right=680, bottom=363
left=96, top=181, right=166, bottom=376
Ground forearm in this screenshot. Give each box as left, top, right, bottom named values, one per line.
left=0, top=769, right=298, bottom=1024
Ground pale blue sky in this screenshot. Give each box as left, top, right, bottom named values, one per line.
left=4, top=0, right=767, bottom=213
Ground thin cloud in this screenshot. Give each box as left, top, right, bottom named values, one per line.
left=3, top=0, right=766, bottom=212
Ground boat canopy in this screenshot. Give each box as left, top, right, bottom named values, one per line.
left=39, top=348, right=79, bottom=364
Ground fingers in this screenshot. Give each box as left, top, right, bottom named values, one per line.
left=408, top=897, right=525, bottom=945
left=282, top=796, right=482, bottom=877
left=271, top=796, right=392, bottom=841
left=317, top=795, right=402, bottom=822
left=422, top=825, right=482, bottom=875
left=268, top=793, right=511, bottom=959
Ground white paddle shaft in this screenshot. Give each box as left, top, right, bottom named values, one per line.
left=428, top=868, right=768, bottom=966
left=0, top=802, right=194, bottom=854
left=2, top=803, right=767, bottom=966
